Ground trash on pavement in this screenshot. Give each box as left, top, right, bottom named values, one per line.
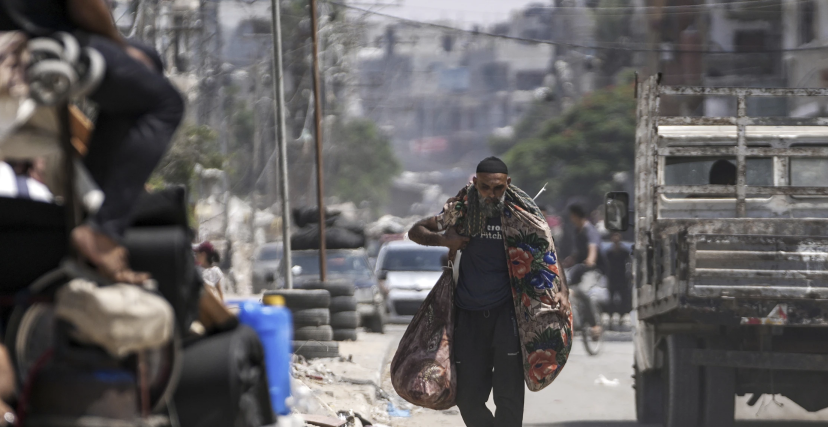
left=303, top=414, right=348, bottom=427
left=386, top=402, right=411, bottom=418
left=594, top=374, right=620, bottom=387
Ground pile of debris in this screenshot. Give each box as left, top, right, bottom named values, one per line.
left=287, top=356, right=416, bottom=427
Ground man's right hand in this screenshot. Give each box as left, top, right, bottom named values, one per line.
left=442, top=228, right=470, bottom=252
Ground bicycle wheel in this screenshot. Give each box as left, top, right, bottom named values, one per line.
left=581, top=296, right=603, bottom=356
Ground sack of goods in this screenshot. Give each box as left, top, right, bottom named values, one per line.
left=390, top=270, right=456, bottom=410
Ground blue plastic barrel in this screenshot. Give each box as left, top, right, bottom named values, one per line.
left=238, top=300, right=293, bottom=415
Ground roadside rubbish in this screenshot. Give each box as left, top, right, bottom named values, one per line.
left=386, top=402, right=411, bottom=418
left=594, top=375, right=620, bottom=387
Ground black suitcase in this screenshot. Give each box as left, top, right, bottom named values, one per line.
left=173, top=326, right=276, bottom=427
left=124, top=226, right=201, bottom=337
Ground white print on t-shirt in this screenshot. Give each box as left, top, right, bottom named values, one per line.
left=478, top=224, right=503, bottom=240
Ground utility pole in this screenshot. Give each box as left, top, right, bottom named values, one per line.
left=310, top=0, right=327, bottom=281
left=269, top=0, right=293, bottom=289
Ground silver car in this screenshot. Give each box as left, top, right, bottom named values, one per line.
left=375, top=240, right=448, bottom=323
left=251, top=242, right=283, bottom=293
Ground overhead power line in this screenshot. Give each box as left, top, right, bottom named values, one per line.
left=541, top=0, right=807, bottom=11
left=325, top=0, right=828, bottom=54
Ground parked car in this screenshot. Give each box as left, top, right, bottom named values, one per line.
left=251, top=242, right=283, bottom=293
left=285, top=249, right=386, bottom=333
left=375, top=240, right=448, bottom=323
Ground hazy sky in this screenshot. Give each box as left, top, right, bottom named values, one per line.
left=362, top=0, right=549, bottom=28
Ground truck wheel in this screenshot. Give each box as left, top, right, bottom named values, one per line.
left=634, top=363, right=664, bottom=423
left=702, top=339, right=735, bottom=427
left=664, top=334, right=700, bottom=427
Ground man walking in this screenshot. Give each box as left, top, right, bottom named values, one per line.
left=409, top=157, right=571, bottom=427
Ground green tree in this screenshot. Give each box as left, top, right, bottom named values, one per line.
left=151, top=124, right=224, bottom=193
left=504, top=80, right=636, bottom=208
left=326, top=118, right=400, bottom=209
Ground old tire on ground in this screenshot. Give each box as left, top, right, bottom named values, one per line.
left=634, top=362, right=664, bottom=424
left=293, top=325, right=334, bottom=342
left=332, top=329, right=358, bottom=342
left=664, top=334, right=700, bottom=427
left=330, top=311, right=359, bottom=329
left=702, top=339, right=735, bottom=427
left=292, top=308, right=330, bottom=328
left=265, top=289, right=330, bottom=310
left=364, top=311, right=385, bottom=334
left=293, top=340, right=340, bottom=359
left=329, top=296, right=357, bottom=312
left=303, top=280, right=354, bottom=297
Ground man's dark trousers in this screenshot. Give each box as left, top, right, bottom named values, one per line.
left=83, top=35, right=184, bottom=239
left=454, top=301, right=524, bottom=427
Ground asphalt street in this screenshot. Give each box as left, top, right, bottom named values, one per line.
left=380, top=325, right=828, bottom=427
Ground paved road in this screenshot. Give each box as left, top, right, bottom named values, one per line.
left=380, top=325, right=828, bottom=427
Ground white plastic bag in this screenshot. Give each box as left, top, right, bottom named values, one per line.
left=55, top=279, right=174, bottom=358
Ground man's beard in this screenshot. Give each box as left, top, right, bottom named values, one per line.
left=478, top=192, right=506, bottom=218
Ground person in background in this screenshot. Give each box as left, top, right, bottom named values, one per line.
left=195, top=242, right=225, bottom=302
left=0, top=160, right=53, bottom=202
left=605, top=232, right=632, bottom=329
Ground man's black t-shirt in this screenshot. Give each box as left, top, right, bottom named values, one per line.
left=0, top=0, right=74, bottom=33
left=456, top=216, right=511, bottom=311
left=572, top=222, right=601, bottom=265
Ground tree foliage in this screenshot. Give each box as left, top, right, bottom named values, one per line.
left=151, top=124, right=224, bottom=193
left=326, top=118, right=400, bottom=209
left=503, top=79, right=636, bottom=208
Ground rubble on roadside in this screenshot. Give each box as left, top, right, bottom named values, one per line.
left=288, top=355, right=419, bottom=426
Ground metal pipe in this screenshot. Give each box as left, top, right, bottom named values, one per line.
left=269, top=0, right=293, bottom=289
left=736, top=96, right=747, bottom=218
left=309, top=0, right=327, bottom=281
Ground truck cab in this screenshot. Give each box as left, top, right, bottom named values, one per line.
left=606, top=75, right=828, bottom=427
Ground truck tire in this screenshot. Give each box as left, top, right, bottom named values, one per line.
left=265, top=289, right=330, bottom=309
left=702, top=339, right=735, bottom=427
left=292, top=308, right=330, bottom=328
left=293, top=325, right=334, bottom=341
left=329, top=296, right=357, bottom=312
left=634, top=363, right=664, bottom=424
left=664, top=334, right=700, bottom=427
left=330, top=311, right=360, bottom=329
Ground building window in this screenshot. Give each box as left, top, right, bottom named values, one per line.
left=800, top=0, right=816, bottom=45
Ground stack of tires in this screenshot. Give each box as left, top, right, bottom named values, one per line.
left=264, top=289, right=339, bottom=359
left=304, top=280, right=359, bottom=342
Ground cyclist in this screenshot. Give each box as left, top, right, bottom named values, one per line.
left=563, top=203, right=603, bottom=336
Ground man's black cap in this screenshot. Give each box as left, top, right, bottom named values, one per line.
left=476, top=156, right=508, bottom=174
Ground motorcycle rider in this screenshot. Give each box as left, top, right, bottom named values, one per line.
left=0, top=0, right=184, bottom=284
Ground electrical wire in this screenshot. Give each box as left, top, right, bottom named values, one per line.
left=326, top=0, right=828, bottom=54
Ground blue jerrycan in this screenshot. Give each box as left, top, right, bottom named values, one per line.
left=238, top=297, right=293, bottom=415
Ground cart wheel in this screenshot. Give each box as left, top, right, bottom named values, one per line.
left=28, top=59, right=78, bottom=106
left=55, top=32, right=80, bottom=66
left=72, top=47, right=106, bottom=98
left=27, top=38, right=64, bottom=62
